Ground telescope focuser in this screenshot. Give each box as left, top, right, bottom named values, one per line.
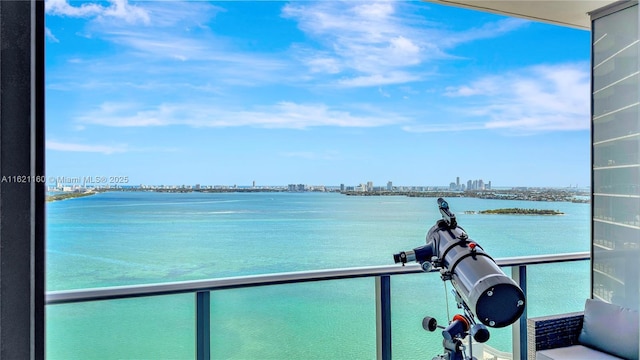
left=438, top=197, right=457, bottom=229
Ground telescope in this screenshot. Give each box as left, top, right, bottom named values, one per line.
left=393, top=198, right=525, bottom=359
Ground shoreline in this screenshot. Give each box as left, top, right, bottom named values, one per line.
left=46, top=192, right=97, bottom=202
left=477, top=208, right=564, bottom=215
left=50, top=187, right=590, bottom=203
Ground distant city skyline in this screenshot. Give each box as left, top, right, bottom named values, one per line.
left=45, top=1, right=591, bottom=187
left=46, top=175, right=587, bottom=190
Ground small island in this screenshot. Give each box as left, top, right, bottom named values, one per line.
left=46, top=192, right=96, bottom=202
left=479, top=208, right=564, bottom=215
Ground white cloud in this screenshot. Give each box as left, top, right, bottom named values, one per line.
left=440, top=18, right=529, bottom=48
left=337, top=72, right=421, bottom=87
left=99, top=30, right=286, bottom=74
left=45, top=27, right=59, bottom=43
left=46, top=0, right=149, bottom=24
left=282, top=1, right=528, bottom=88
left=80, top=2, right=226, bottom=62
left=75, top=101, right=408, bottom=129
left=282, top=1, right=430, bottom=86
left=46, top=0, right=104, bottom=17
left=378, top=87, right=390, bottom=98
left=280, top=151, right=339, bottom=160
left=45, top=1, right=297, bottom=98
left=408, top=63, right=590, bottom=134
left=402, top=122, right=487, bottom=133
left=47, top=140, right=128, bottom=155
left=388, top=36, right=420, bottom=62
left=444, top=77, right=503, bottom=97
left=306, top=54, right=342, bottom=74
left=131, top=1, right=223, bottom=28
left=352, top=2, right=395, bottom=19
left=46, top=1, right=529, bottom=92
left=103, top=30, right=210, bottom=61
left=100, top=0, right=150, bottom=24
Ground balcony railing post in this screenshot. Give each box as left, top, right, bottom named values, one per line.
left=196, top=291, right=211, bottom=360
left=511, top=265, right=527, bottom=360
left=375, top=275, right=392, bottom=360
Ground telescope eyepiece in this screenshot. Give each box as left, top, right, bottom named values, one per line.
left=437, top=198, right=449, bottom=210
left=393, top=250, right=417, bottom=264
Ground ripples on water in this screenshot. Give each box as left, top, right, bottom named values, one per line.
left=46, top=192, right=591, bottom=359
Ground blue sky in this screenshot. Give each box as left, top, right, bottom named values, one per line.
left=45, top=0, right=592, bottom=188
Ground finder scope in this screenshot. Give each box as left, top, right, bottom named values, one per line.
left=393, top=198, right=525, bottom=328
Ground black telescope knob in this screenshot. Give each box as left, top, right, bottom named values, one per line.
left=422, top=316, right=438, bottom=332
left=471, top=324, right=490, bottom=343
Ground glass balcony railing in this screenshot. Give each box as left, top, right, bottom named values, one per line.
left=46, top=252, right=590, bottom=360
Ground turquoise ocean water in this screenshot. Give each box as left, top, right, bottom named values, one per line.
left=46, top=192, right=591, bottom=359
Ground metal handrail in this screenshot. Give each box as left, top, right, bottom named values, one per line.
left=46, top=263, right=426, bottom=305
left=46, top=252, right=590, bottom=305
left=45, top=251, right=591, bottom=360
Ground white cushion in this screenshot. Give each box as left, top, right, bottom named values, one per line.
left=536, top=345, right=624, bottom=360
left=579, top=299, right=639, bottom=359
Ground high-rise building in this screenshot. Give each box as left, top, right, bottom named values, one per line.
left=591, top=3, right=640, bottom=310
left=387, top=181, right=392, bottom=191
